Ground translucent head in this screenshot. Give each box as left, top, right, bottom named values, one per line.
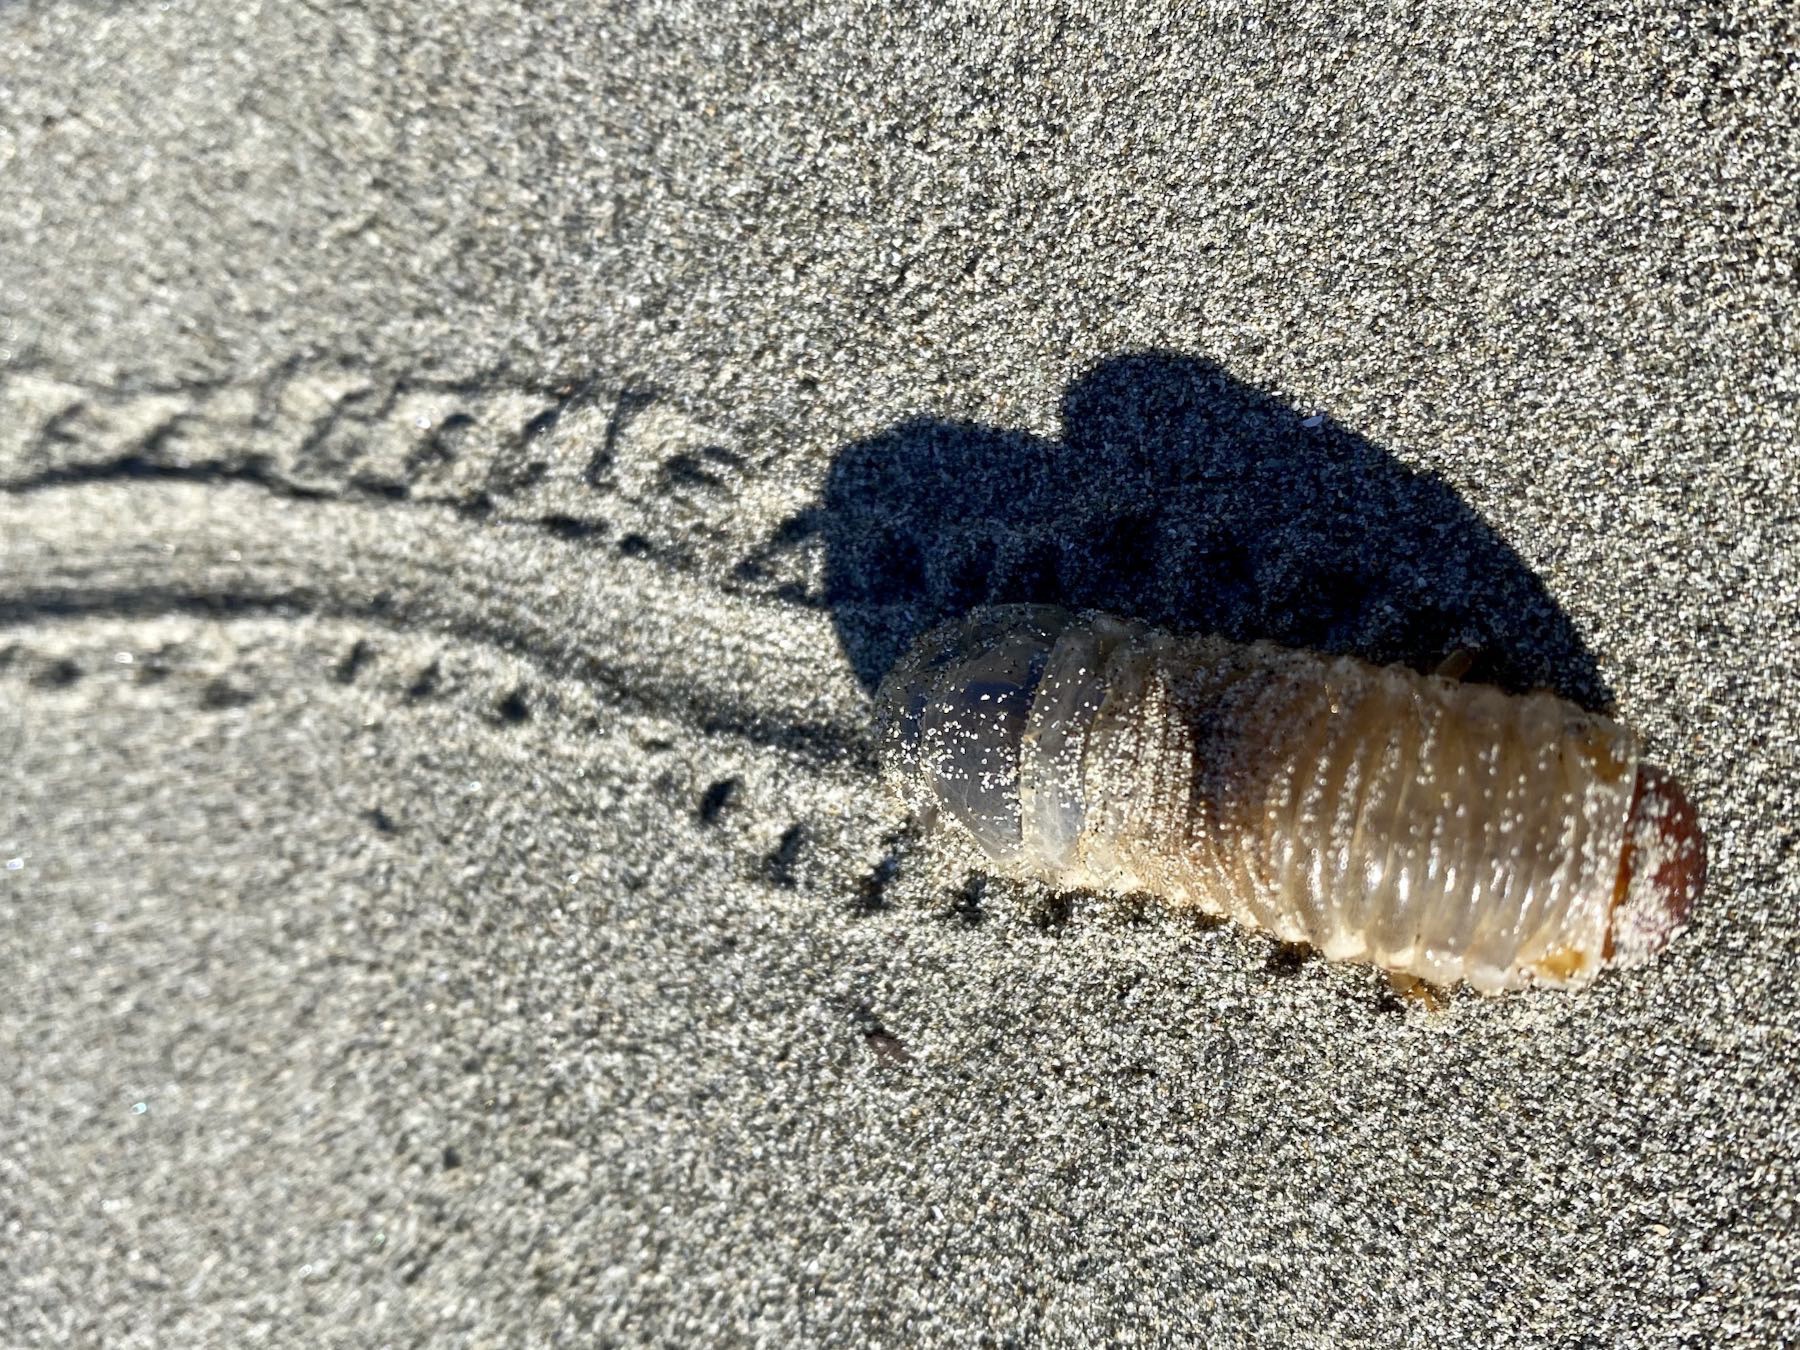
left=875, top=607, right=1074, bottom=859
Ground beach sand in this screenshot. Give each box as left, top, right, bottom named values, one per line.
left=3, top=3, right=1797, bottom=1344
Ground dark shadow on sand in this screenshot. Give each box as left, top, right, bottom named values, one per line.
left=820, top=351, right=1610, bottom=711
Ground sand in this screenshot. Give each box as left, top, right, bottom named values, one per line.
left=3, top=2, right=1797, bottom=1344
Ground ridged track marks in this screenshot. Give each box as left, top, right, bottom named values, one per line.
left=0, top=364, right=824, bottom=613
left=0, top=481, right=872, bottom=774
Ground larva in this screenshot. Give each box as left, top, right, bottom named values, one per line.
left=875, top=606, right=1704, bottom=993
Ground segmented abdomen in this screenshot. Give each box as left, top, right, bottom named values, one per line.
left=877, top=606, right=1700, bottom=993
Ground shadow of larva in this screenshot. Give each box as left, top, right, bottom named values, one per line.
left=821, top=351, right=1612, bottom=711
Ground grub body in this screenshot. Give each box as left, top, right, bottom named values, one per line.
left=877, top=606, right=1700, bottom=993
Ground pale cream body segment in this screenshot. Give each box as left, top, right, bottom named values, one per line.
left=879, top=606, right=1668, bottom=994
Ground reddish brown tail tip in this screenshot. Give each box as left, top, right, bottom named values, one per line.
left=1608, top=763, right=1706, bottom=967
